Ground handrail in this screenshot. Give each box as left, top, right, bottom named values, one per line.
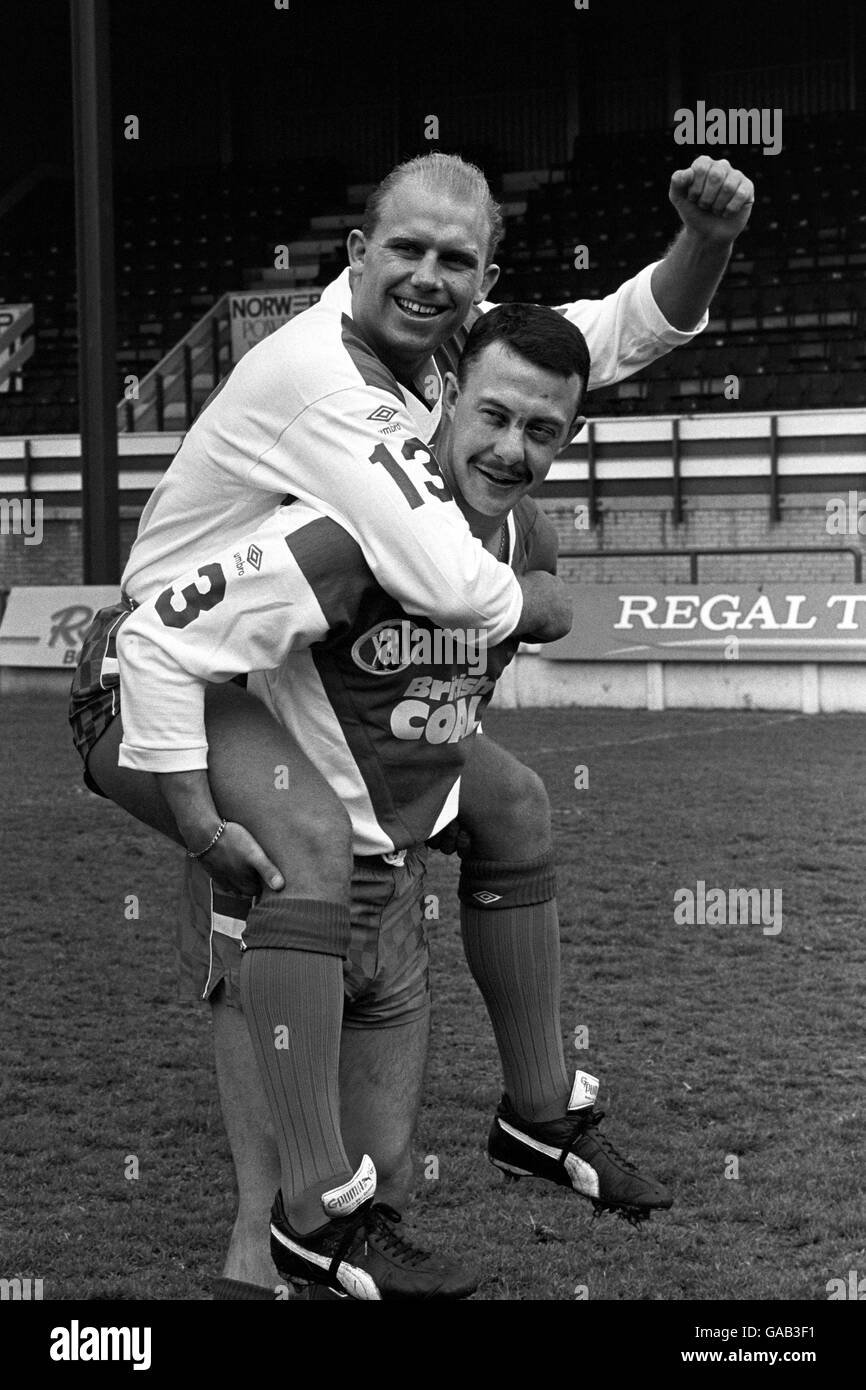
left=0, top=304, right=34, bottom=354
left=117, top=293, right=232, bottom=432
left=0, top=305, right=35, bottom=393
left=129, top=292, right=231, bottom=399
left=116, top=286, right=322, bottom=432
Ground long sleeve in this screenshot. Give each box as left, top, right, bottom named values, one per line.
left=117, top=506, right=364, bottom=772
left=481, top=260, right=707, bottom=392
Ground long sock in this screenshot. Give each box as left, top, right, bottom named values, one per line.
left=240, top=947, right=353, bottom=1233
left=459, top=854, right=570, bottom=1122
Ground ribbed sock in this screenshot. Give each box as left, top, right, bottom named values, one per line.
left=459, top=855, right=570, bottom=1122
left=240, top=947, right=353, bottom=1232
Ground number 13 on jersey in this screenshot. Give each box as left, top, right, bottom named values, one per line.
left=368, top=436, right=453, bottom=509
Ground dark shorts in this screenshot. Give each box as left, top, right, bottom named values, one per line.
left=178, top=847, right=432, bottom=1029
left=69, top=598, right=250, bottom=796
left=68, top=599, right=134, bottom=795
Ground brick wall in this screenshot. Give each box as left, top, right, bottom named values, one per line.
left=0, top=509, right=140, bottom=588
left=1, top=494, right=863, bottom=591
left=545, top=494, right=864, bottom=585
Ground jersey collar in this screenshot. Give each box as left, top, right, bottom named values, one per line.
left=322, top=269, right=444, bottom=440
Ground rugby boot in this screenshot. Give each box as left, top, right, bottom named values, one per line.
left=270, top=1156, right=479, bottom=1299
left=488, top=1070, right=672, bottom=1221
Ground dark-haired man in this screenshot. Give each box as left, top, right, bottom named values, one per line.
left=116, top=305, right=670, bottom=1299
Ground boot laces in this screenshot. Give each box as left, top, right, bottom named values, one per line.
left=572, top=1107, right=641, bottom=1174
left=366, top=1203, right=431, bottom=1267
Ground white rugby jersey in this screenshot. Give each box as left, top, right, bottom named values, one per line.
left=117, top=497, right=557, bottom=855
left=120, top=263, right=704, bottom=643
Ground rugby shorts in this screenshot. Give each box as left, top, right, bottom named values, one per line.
left=68, top=598, right=135, bottom=795
left=178, top=846, right=431, bottom=1028
left=69, top=597, right=250, bottom=794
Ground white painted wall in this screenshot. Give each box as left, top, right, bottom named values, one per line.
left=493, top=652, right=866, bottom=713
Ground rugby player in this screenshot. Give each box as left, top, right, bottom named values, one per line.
left=115, top=304, right=654, bottom=1298
left=113, top=304, right=670, bottom=1301
left=70, top=152, right=754, bottom=1294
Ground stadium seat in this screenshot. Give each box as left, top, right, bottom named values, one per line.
left=4, top=113, right=865, bottom=433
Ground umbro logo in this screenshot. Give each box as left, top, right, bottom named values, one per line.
left=246, top=545, right=263, bottom=571
left=473, top=891, right=502, bottom=905
left=367, top=406, right=397, bottom=423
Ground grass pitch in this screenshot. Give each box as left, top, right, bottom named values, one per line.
left=2, top=696, right=864, bottom=1300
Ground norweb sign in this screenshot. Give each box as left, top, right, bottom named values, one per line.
left=229, top=290, right=321, bottom=360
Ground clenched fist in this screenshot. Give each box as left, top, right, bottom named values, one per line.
left=669, top=157, right=755, bottom=242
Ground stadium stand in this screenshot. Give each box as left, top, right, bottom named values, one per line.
left=1, top=113, right=864, bottom=437
left=0, top=161, right=346, bottom=435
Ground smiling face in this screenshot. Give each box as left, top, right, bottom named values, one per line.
left=441, top=342, right=584, bottom=527
left=347, top=178, right=499, bottom=380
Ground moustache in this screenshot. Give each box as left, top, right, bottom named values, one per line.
left=471, top=457, right=530, bottom=486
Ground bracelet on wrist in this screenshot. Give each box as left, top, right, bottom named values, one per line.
left=186, top=818, right=227, bottom=860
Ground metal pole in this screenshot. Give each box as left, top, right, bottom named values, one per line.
left=184, top=344, right=194, bottom=428
left=769, top=413, right=780, bottom=523
left=586, top=420, right=599, bottom=528
left=155, top=373, right=165, bottom=432
left=671, top=416, right=683, bottom=526
left=71, top=0, right=119, bottom=582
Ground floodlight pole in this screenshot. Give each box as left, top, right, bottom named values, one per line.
left=71, top=0, right=119, bottom=582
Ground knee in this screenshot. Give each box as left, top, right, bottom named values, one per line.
left=517, top=765, right=550, bottom=828
left=495, top=761, right=550, bottom=838
left=462, top=758, right=550, bottom=861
